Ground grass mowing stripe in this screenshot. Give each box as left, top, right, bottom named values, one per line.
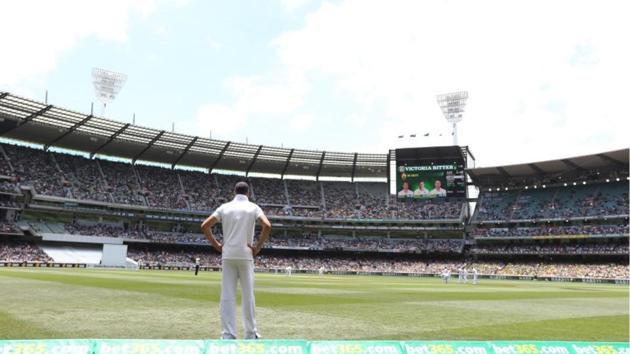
left=0, top=311, right=63, bottom=339
left=407, top=297, right=628, bottom=318
left=0, top=268, right=222, bottom=303
left=0, top=276, right=221, bottom=339
left=407, top=315, right=630, bottom=342
left=0, top=270, right=389, bottom=306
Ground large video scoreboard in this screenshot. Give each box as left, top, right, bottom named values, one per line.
left=394, top=146, right=467, bottom=199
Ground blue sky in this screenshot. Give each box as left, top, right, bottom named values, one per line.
left=1, top=0, right=628, bottom=167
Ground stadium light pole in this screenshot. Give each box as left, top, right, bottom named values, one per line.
left=92, top=68, right=127, bottom=116
left=437, top=91, right=468, bottom=146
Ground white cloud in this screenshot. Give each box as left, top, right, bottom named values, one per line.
left=192, top=71, right=310, bottom=140
left=280, top=0, right=313, bottom=14
left=226, top=74, right=308, bottom=115
left=289, top=113, right=313, bottom=132
left=154, top=25, right=169, bottom=40
left=205, top=35, right=223, bottom=50
left=269, top=0, right=630, bottom=165
left=0, top=0, right=158, bottom=87
left=195, top=103, right=247, bottom=137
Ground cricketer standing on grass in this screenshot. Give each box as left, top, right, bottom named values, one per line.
left=201, top=181, right=272, bottom=340
left=442, top=268, right=450, bottom=284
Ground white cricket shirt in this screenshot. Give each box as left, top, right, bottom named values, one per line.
left=211, top=194, right=264, bottom=260
left=397, top=189, right=414, bottom=198
left=430, top=188, right=447, bottom=197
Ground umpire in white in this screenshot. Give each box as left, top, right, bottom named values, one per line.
left=201, top=181, right=272, bottom=339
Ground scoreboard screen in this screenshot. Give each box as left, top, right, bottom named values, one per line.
left=394, top=147, right=466, bottom=199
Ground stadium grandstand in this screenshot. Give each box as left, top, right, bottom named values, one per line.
left=0, top=91, right=628, bottom=281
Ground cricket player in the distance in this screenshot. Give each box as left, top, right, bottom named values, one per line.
left=442, top=268, right=451, bottom=284
left=201, top=181, right=272, bottom=340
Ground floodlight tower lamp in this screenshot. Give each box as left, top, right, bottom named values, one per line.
left=92, top=68, right=127, bottom=116
left=436, top=91, right=468, bottom=146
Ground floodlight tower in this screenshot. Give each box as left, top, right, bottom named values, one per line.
left=437, top=91, right=468, bottom=146
left=92, top=68, right=127, bottom=116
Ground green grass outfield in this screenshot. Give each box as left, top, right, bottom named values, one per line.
left=0, top=268, right=627, bottom=341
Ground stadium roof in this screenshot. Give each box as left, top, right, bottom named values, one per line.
left=0, top=92, right=387, bottom=179
left=467, top=148, right=629, bottom=186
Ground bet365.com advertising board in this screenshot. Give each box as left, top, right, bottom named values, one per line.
left=0, top=339, right=628, bottom=354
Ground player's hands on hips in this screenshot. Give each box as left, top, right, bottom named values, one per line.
left=213, top=242, right=223, bottom=253
left=248, top=244, right=260, bottom=256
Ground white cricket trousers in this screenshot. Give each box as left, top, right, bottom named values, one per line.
left=220, top=258, right=258, bottom=339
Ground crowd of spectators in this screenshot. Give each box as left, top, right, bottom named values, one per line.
left=0, top=180, right=19, bottom=193
left=324, top=182, right=359, bottom=218
left=390, top=199, right=462, bottom=220
left=122, top=247, right=630, bottom=279
left=262, top=206, right=292, bottom=217
left=471, top=243, right=629, bottom=255
left=3, top=144, right=71, bottom=198
left=2, top=143, right=627, bottom=222
left=357, top=183, right=389, bottom=218
left=285, top=207, right=324, bottom=218
left=179, top=170, right=221, bottom=211
left=475, top=182, right=629, bottom=222
left=127, top=248, right=220, bottom=267
left=269, top=235, right=462, bottom=253
left=0, top=142, right=466, bottom=220
left=286, top=179, right=322, bottom=206
left=255, top=255, right=455, bottom=274
left=47, top=219, right=630, bottom=258
left=584, top=193, right=628, bottom=217
left=474, top=262, right=629, bottom=279
left=0, top=241, right=53, bottom=262
left=471, top=224, right=629, bottom=238
left=64, top=221, right=145, bottom=239
left=252, top=177, right=287, bottom=205
left=61, top=221, right=223, bottom=244
left=0, top=238, right=626, bottom=278
left=475, top=192, right=515, bottom=221
left=98, top=159, right=146, bottom=205
left=547, top=183, right=628, bottom=218
left=54, top=154, right=110, bottom=202
left=214, top=175, right=244, bottom=201
left=55, top=220, right=463, bottom=253
left=0, top=223, right=20, bottom=233
left=145, top=231, right=210, bottom=244
left=0, top=199, right=20, bottom=209
left=0, top=149, right=13, bottom=177
left=136, top=165, right=188, bottom=209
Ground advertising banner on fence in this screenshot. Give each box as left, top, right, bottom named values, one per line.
left=0, top=339, right=92, bottom=354
left=94, top=339, right=205, bottom=354
left=310, top=340, right=403, bottom=354
left=0, top=340, right=628, bottom=354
